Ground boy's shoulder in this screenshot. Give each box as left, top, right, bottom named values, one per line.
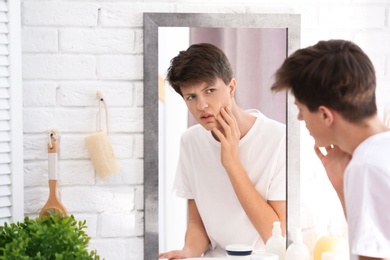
left=251, top=110, right=286, bottom=136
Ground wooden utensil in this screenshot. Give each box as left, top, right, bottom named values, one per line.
left=39, top=132, right=67, bottom=218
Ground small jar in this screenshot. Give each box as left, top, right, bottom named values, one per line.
left=226, top=244, right=253, bottom=259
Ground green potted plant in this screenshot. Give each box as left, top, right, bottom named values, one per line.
left=0, top=212, right=100, bottom=259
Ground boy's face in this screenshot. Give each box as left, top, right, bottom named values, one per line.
left=181, top=77, right=236, bottom=132
left=295, top=99, right=332, bottom=147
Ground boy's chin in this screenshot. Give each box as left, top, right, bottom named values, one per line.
left=201, top=125, right=217, bottom=134
left=203, top=125, right=214, bottom=132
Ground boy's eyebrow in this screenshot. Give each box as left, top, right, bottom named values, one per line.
left=181, top=89, right=194, bottom=96
left=201, top=84, right=214, bottom=91
left=181, top=83, right=214, bottom=96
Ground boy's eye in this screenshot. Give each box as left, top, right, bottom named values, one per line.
left=186, top=95, right=195, bottom=101
left=206, top=88, right=215, bottom=94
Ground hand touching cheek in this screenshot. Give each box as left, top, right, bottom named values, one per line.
left=212, top=106, right=241, bottom=169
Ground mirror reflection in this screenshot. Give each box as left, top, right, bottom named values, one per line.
left=158, top=27, right=287, bottom=257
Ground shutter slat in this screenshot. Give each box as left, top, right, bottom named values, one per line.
left=0, top=142, right=10, bottom=153
left=0, top=56, right=8, bottom=66
left=0, top=174, right=10, bottom=185
left=0, top=164, right=10, bottom=174
left=0, top=88, right=9, bottom=97
left=0, top=208, right=11, bottom=219
left=0, top=110, right=10, bottom=120
left=0, top=217, right=11, bottom=225
left=0, top=153, right=10, bottom=163
left=0, top=120, right=10, bottom=131
left=0, top=34, right=8, bottom=44
left=0, top=45, right=8, bottom=55
left=0, top=77, right=8, bottom=87
left=0, top=23, right=7, bottom=34
left=0, top=66, right=9, bottom=77
left=0, top=196, right=11, bottom=207
left=0, top=99, right=9, bottom=109
left=0, top=185, right=11, bottom=196
left=0, top=131, right=10, bottom=142
left=0, top=3, right=8, bottom=12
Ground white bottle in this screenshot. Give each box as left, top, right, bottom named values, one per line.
left=286, top=228, right=310, bottom=260
left=265, top=221, right=286, bottom=260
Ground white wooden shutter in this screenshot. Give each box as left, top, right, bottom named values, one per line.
left=0, top=0, right=23, bottom=224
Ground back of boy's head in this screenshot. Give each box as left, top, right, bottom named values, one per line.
left=272, top=39, right=377, bottom=123
left=166, top=43, right=233, bottom=97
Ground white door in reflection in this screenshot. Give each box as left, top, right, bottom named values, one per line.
left=158, top=27, right=189, bottom=252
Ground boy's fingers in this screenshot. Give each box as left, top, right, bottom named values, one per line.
left=220, top=107, right=234, bottom=125
left=216, top=113, right=232, bottom=137
left=212, top=127, right=226, bottom=142
left=226, top=106, right=240, bottom=134
left=325, top=145, right=333, bottom=153
left=314, top=145, right=325, bottom=159
left=220, top=106, right=240, bottom=135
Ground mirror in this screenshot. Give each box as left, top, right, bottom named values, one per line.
left=159, top=27, right=287, bottom=253
left=144, top=13, right=300, bottom=259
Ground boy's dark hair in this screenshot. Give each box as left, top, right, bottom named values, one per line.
left=166, top=43, right=233, bottom=97
left=271, top=39, right=377, bottom=123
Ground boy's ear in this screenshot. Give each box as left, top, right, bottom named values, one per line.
left=319, top=106, right=334, bottom=126
left=229, top=78, right=237, bottom=98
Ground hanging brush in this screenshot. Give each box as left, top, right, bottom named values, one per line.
left=39, top=129, right=68, bottom=218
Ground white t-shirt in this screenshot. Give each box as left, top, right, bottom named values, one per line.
left=173, top=109, right=286, bottom=256
left=344, top=130, right=390, bottom=258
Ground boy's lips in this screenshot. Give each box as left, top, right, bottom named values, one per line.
left=200, top=113, right=214, bottom=122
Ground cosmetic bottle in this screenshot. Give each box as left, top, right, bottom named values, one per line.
left=286, top=228, right=310, bottom=260
left=313, top=225, right=348, bottom=260
left=265, top=221, right=285, bottom=260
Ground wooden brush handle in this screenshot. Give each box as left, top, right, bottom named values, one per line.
left=48, top=180, right=59, bottom=198
left=48, top=140, right=58, bottom=180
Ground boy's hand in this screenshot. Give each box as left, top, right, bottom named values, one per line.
left=212, top=106, right=241, bottom=169
left=314, top=145, right=351, bottom=193
left=159, top=249, right=190, bottom=259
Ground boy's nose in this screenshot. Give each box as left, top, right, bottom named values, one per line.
left=197, top=98, right=208, bottom=110
left=297, top=113, right=303, bottom=121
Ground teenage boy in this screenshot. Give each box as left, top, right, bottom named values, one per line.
left=159, top=43, right=286, bottom=259
left=271, top=39, right=390, bottom=260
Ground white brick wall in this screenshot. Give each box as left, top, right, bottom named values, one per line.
left=20, top=0, right=390, bottom=259
left=22, top=2, right=99, bottom=26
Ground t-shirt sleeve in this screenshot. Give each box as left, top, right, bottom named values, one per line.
left=345, top=163, right=390, bottom=257
left=173, top=135, right=194, bottom=199
left=267, top=134, right=286, bottom=201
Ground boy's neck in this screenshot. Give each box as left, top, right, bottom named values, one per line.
left=336, top=115, right=389, bottom=154
left=231, top=105, right=257, bottom=140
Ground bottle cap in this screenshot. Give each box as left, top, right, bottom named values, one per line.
left=291, top=227, right=303, bottom=243
left=272, top=221, right=282, bottom=236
